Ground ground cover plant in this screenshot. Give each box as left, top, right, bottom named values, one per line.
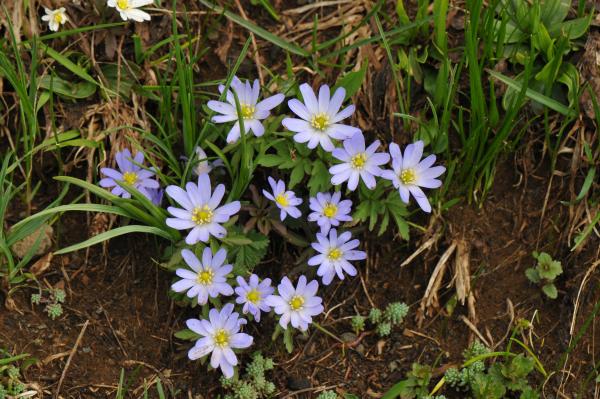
left=0, top=0, right=599, bottom=397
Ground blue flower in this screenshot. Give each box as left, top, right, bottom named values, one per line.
left=234, top=274, right=274, bottom=322
left=308, top=229, right=366, bottom=285
left=207, top=76, right=284, bottom=143
left=171, top=248, right=234, bottom=305
left=381, top=141, right=445, bottom=213
left=99, top=149, right=159, bottom=200
left=265, top=275, right=323, bottom=331
left=186, top=303, right=253, bottom=378
left=262, top=177, right=302, bottom=221
left=308, top=192, right=352, bottom=234
left=165, top=174, right=240, bottom=244
left=329, top=132, right=390, bottom=191
left=282, top=84, right=360, bottom=151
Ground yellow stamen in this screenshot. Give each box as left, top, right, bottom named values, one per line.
left=240, top=104, right=255, bottom=119
left=275, top=193, right=289, bottom=207
left=54, top=13, right=64, bottom=24
left=310, top=113, right=330, bottom=131
left=350, top=153, right=367, bottom=170
left=213, top=329, right=230, bottom=347
left=400, top=168, right=417, bottom=185
left=117, top=0, right=129, bottom=9
left=322, top=203, right=338, bottom=218
left=246, top=289, right=261, bottom=304
left=191, top=205, right=213, bottom=225
left=327, top=248, right=342, bottom=261
left=196, top=268, right=214, bottom=285
left=122, top=171, right=138, bottom=185
left=289, top=295, right=305, bottom=310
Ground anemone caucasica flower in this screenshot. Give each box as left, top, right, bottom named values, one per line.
left=265, top=276, right=323, bottom=331
left=308, top=228, right=366, bottom=285
left=282, top=84, right=360, bottom=151
left=186, top=303, right=253, bottom=378
left=165, top=174, right=240, bottom=244
left=171, top=248, right=233, bottom=305
left=107, top=0, right=153, bottom=22
left=308, top=192, right=352, bottom=234
left=262, top=176, right=302, bottom=221
left=328, top=132, right=390, bottom=191
left=381, top=141, right=446, bottom=213
left=42, top=7, right=68, bottom=31
left=207, top=77, right=285, bottom=144
left=192, top=146, right=223, bottom=176
left=234, top=274, right=274, bottom=322
left=99, top=149, right=159, bottom=199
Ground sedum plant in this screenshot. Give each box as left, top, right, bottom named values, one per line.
left=220, top=353, right=276, bottom=399
left=525, top=251, right=563, bottom=299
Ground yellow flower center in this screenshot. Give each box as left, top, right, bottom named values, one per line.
left=289, top=295, right=305, bottom=311
left=400, top=168, right=417, bottom=185
left=311, top=113, right=330, bottom=131
left=117, top=0, right=129, bottom=9
left=213, top=329, right=230, bottom=348
left=196, top=268, right=214, bottom=285
left=53, top=13, right=64, bottom=24
left=240, top=104, right=255, bottom=119
left=275, top=193, right=289, bottom=207
left=191, top=205, right=213, bottom=225
left=246, top=289, right=261, bottom=304
left=122, top=171, right=138, bottom=185
left=322, top=203, right=338, bottom=218
left=327, top=248, right=343, bottom=261
left=350, top=153, right=367, bottom=170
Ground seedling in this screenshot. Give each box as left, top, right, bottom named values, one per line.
left=525, top=252, right=563, bottom=299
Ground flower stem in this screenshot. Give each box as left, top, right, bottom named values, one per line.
left=312, top=322, right=344, bottom=344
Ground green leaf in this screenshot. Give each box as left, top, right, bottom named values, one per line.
left=40, top=43, right=98, bottom=87
left=489, top=70, right=576, bottom=116
left=288, top=162, right=305, bottom=188
left=256, top=154, right=284, bottom=167
left=542, top=283, right=558, bottom=299
left=307, top=160, right=331, bottom=196
left=283, top=327, right=294, bottom=353
left=198, top=0, right=309, bottom=57
left=525, top=267, right=541, bottom=283
left=575, top=166, right=595, bottom=202
left=334, top=61, right=369, bottom=100
left=39, top=75, right=96, bottom=99
left=174, top=328, right=200, bottom=341
left=54, top=225, right=173, bottom=255
left=223, top=229, right=270, bottom=272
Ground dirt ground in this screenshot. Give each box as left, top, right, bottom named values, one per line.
left=1, top=0, right=600, bottom=398
left=1, top=146, right=598, bottom=398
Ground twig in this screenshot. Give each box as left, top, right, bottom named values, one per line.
left=54, top=319, right=89, bottom=398
left=459, top=315, right=492, bottom=347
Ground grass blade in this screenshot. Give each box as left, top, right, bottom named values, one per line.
left=54, top=225, right=174, bottom=255
left=488, top=70, right=576, bottom=116
left=198, top=0, right=309, bottom=57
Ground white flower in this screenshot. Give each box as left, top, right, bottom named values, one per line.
left=265, top=275, right=323, bottom=331
left=186, top=303, right=253, bottom=378
left=282, top=83, right=360, bottom=152
left=207, top=76, right=284, bottom=144
left=192, top=146, right=223, bottom=176
left=234, top=274, right=274, bottom=322
left=308, top=229, right=366, bottom=285
left=329, top=132, right=390, bottom=191
left=171, top=248, right=234, bottom=305
left=262, top=176, right=302, bottom=221
left=308, top=192, right=352, bottom=234
left=107, top=0, right=153, bottom=22
left=381, top=141, right=446, bottom=213
left=42, top=8, right=68, bottom=32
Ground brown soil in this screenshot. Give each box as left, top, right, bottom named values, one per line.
left=1, top=148, right=598, bottom=398
left=1, top=1, right=599, bottom=398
